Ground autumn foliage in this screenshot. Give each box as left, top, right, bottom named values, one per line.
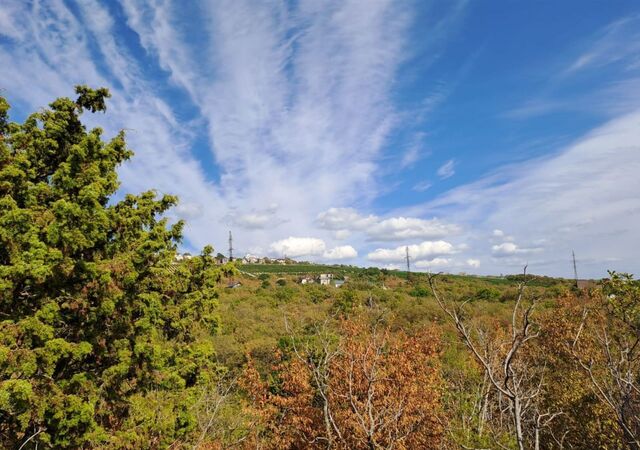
left=242, top=317, right=443, bottom=449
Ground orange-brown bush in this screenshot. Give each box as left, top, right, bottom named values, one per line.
left=241, top=317, right=443, bottom=449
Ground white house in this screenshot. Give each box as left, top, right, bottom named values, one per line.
left=299, top=276, right=315, bottom=284
left=319, top=273, right=333, bottom=286
left=243, top=254, right=260, bottom=264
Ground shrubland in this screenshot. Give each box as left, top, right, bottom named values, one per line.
left=1, top=89, right=638, bottom=449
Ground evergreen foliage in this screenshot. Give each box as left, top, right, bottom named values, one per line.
left=0, top=88, right=227, bottom=448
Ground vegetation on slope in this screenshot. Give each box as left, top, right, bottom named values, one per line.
left=1, top=89, right=638, bottom=449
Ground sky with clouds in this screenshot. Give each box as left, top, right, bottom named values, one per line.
left=1, top=0, right=639, bottom=278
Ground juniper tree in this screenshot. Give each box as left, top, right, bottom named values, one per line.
left=0, top=87, right=227, bottom=448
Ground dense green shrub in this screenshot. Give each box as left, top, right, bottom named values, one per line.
left=474, top=287, right=500, bottom=301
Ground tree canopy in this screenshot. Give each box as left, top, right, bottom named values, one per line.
left=0, top=87, right=227, bottom=448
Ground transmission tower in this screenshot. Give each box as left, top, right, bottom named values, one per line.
left=405, top=246, right=411, bottom=279
left=228, top=231, right=234, bottom=262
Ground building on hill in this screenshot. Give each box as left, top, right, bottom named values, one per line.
left=319, top=273, right=333, bottom=286
left=299, top=276, right=315, bottom=284
left=174, top=253, right=193, bottom=261
left=243, top=254, right=261, bottom=264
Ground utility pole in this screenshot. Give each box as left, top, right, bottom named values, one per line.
left=228, top=231, right=234, bottom=262
left=572, top=250, right=578, bottom=287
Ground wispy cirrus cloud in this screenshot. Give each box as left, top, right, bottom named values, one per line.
left=0, top=0, right=425, bottom=260
left=505, top=14, right=640, bottom=121
left=0, top=0, right=226, bottom=251
left=412, top=108, right=640, bottom=276
left=565, top=14, right=640, bottom=74
left=2, top=1, right=637, bottom=277
left=116, top=0, right=416, bottom=256
left=413, top=180, right=432, bottom=192
left=437, top=159, right=456, bottom=179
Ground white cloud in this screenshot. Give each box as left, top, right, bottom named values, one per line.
left=317, top=208, right=377, bottom=231
left=399, top=132, right=428, bottom=169
left=367, top=240, right=455, bottom=262
left=4, top=0, right=636, bottom=279
left=492, top=229, right=504, bottom=237
left=0, top=0, right=420, bottom=257
left=566, top=15, right=640, bottom=74
left=466, top=258, right=481, bottom=268
left=492, top=242, right=541, bottom=258
left=503, top=99, right=567, bottom=120
left=0, top=0, right=230, bottom=253
left=367, top=217, right=460, bottom=241
left=400, top=145, right=421, bottom=169
left=414, top=257, right=451, bottom=268
left=417, top=109, right=640, bottom=276
left=333, top=229, right=352, bottom=240
left=174, top=202, right=203, bottom=220
left=269, top=237, right=326, bottom=258
left=229, top=212, right=283, bottom=229
left=268, top=238, right=357, bottom=260
left=0, top=2, right=24, bottom=40
left=317, top=207, right=460, bottom=241
left=115, top=0, right=415, bottom=254
left=412, top=180, right=432, bottom=192
left=323, top=245, right=358, bottom=260
left=224, top=204, right=285, bottom=229
left=437, top=159, right=456, bottom=179
left=411, top=257, right=480, bottom=272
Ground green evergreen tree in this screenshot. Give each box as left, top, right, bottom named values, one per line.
left=0, top=87, right=228, bottom=448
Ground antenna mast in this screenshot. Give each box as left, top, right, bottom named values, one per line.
left=228, top=231, right=234, bottom=262
left=572, top=250, right=578, bottom=287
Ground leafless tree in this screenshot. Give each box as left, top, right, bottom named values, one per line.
left=285, top=316, right=345, bottom=448
left=428, top=267, right=559, bottom=450
left=284, top=311, right=441, bottom=450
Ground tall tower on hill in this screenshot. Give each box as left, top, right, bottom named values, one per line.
left=228, top=231, right=234, bottom=262
left=405, top=246, right=411, bottom=278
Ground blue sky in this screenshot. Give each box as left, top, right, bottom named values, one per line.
left=1, top=0, right=639, bottom=277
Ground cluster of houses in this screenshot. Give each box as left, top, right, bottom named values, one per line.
left=175, top=252, right=302, bottom=266
left=299, top=274, right=346, bottom=288
left=241, top=254, right=295, bottom=265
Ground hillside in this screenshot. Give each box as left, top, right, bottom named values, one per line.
left=215, top=266, right=574, bottom=373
